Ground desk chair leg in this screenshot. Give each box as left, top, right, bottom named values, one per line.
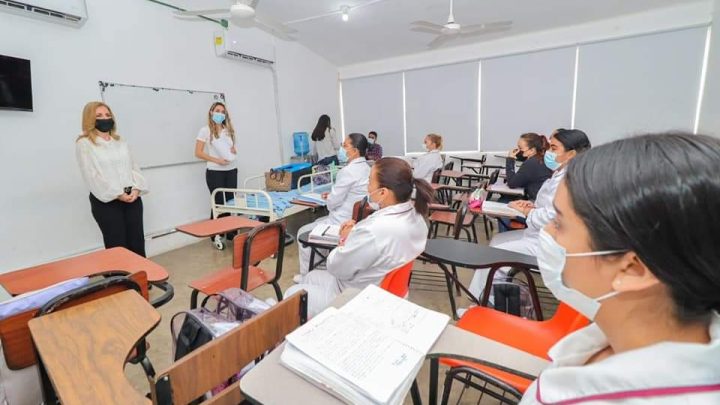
left=471, top=224, right=479, bottom=244
left=519, top=267, right=544, bottom=321
left=451, top=265, right=461, bottom=297
left=271, top=282, right=283, bottom=301
left=141, top=356, right=156, bottom=379
left=483, top=216, right=491, bottom=241
left=429, top=358, right=439, bottom=405
left=308, top=249, right=316, bottom=272
left=440, top=369, right=455, bottom=405
left=411, top=379, right=423, bottom=405
left=438, top=263, right=458, bottom=320
left=190, top=289, right=200, bottom=309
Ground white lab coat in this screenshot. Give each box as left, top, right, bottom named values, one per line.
left=469, top=169, right=566, bottom=299
left=296, top=157, right=371, bottom=274
left=413, top=150, right=444, bottom=183
left=286, top=201, right=428, bottom=316
left=521, top=313, right=720, bottom=404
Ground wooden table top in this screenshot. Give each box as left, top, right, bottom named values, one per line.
left=28, top=290, right=160, bottom=405
left=0, top=247, right=168, bottom=296
left=440, top=170, right=466, bottom=179
left=176, top=216, right=264, bottom=238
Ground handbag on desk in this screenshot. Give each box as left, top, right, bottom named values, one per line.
left=264, top=169, right=292, bottom=192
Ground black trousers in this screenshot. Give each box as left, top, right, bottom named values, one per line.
left=206, top=168, right=238, bottom=239
left=89, top=194, right=146, bottom=257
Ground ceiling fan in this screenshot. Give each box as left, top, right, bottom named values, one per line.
left=411, top=0, right=512, bottom=48
left=174, top=0, right=297, bottom=39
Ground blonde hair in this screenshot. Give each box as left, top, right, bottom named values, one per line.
left=207, top=102, right=235, bottom=143
left=77, top=101, right=120, bottom=144
left=426, top=133, right=443, bottom=150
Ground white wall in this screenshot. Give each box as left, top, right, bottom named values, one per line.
left=0, top=0, right=338, bottom=271
left=339, top=2, right=712, bottom=79
left=699, top=0, right=720, bottom=136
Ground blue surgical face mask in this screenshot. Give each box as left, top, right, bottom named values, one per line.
left=537, top=229, right=624, bottom=320
left=337, top=146, right=348, bottom=162
left=366, top=188, right=383, bottom=211
left=212, top=112, right=226, bottom=124
left=544, top=151, right=561, bottom=170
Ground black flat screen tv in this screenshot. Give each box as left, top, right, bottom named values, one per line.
left=0, top=55, right=33, bottom=111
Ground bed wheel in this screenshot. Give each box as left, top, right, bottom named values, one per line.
left=213, top=235, right=225, bottom=250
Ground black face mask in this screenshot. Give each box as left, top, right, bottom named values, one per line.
left=95, top=118, right=114, bottom=133
left=515, top=150, right=528, bottom=162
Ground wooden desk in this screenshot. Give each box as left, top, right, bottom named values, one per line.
left=0, top=247, right=168, bottom=296
left=176, top=216, right=264, bottom=238
left=240, top=289, right=549, bottom=405
left=487, top=182, right=524, bottom=197
left=28, top=290, right=160, bottom=405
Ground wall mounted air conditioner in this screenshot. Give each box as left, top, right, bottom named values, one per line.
left=214, top=31, right=275, bottom=66
left=0, top=0, right=87, bottom=26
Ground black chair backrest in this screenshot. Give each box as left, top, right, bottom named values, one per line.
left=431, top=168, right=442, bottom=184
left=489, top=169, right=500, bottom=185
left=452, top=203, right=469, bottom=240
left=443, top=161, right=454, bottom=171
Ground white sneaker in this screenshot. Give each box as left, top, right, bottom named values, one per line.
left=292, top=274, right=304, bottom=283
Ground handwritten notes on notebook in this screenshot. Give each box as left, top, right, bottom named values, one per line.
left=281, top=285, right=450, bottom=405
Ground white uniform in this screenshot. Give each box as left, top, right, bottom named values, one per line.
left=521, top=313, right=720, bottom=404
left=413, top=150, right=444, bottom=183
left=287, top=201, right=428, bottom=317
left=469, top=168, right=566, bottom=299
left=296, top=157, right=372, bottom=275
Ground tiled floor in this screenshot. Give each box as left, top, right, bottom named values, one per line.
left=126, top=210, right=549, bottom=404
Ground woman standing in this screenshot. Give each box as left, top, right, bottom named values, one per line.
left=413, top=133, right=444, bottom=183
left=311, top=114, right=340, bottom=165
left=76, top=101, right=148, bottom=256
left=195, top=102, right=237, bottom=244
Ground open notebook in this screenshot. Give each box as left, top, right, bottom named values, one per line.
left=281, top=285, right=450, bottom=404
left=308, top=224, right=341, bottom=245
left=481, top=201, right=525, bottom=218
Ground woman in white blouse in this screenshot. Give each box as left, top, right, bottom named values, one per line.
left=311, top=114, right=340, bottom=165
left=413, top=133, right=444, bottom=183
left=194, top=101, right=237, bottom=242
left=286, top=157, right=432, bottom=317
left=75, top=101, right=148, bottom=256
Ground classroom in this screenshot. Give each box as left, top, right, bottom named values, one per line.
left=1, top=0, right=719, bottom=404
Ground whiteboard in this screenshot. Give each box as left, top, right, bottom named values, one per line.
left=100, top=82, right=225, bottom=168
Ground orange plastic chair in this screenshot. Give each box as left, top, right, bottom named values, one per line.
left=379, top=261, right=415, bottom=298
left=437, top=303, right=589, bottom=404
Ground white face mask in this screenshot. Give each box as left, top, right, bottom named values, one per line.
left=537, top=229, right=625, bottom=320
left=366, top=188, right=383, bottom=211
left=422, top=143, right=429, bottom=151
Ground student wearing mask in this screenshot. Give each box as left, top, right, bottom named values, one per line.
left=520, top=133, right=720, bottom=403
left=311, top=114, right=340, bottom=165
left=413, top=133, right=444, bottom=183
left=366, top=131, right=383, bottom=161
left=195, top=102, right=238, bottom=243
left=286, top=157, right=432, bottom=316
left=76, top=101, right=148, bottom=256
left=469, top=129, right=591, bottom=303
left=505, top=133, right=552, bottom=200
left=295, top=133, right=372, bottom=281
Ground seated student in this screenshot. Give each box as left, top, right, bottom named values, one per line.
left=286, top=158, right=432, bottom=317
left=366, top=131, right=383, bottom=161
left=520, top=132, right=720, bottom=403
left=505, top=133, right=552, bottom=201
left=295, top=133, right=371, bottom=281
left=469, top=129, right=591, bottom=301
left=413, top=133, right=444, bottom=183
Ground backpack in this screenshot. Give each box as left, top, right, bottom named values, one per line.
left=170, top=289, right=272, bottom=397
left=491, top=277, right=537, bottom=320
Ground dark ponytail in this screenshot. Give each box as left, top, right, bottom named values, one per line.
left=520, top=132, right=549, bottom=160
left=412, top=178, right=434, bottom=217
left=374, top=157, right=435, bottom=217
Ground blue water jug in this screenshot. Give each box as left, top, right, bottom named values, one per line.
left=293, top=132, right=310, bottom=156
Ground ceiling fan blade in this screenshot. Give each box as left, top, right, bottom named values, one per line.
left=461, top=20, right=512, bottom=31
left=411, top=26, right=442, bottom=35
left=174, top=8, right=229, bottom=16
left=411, top=20, right=445, bottom=30
left=428, top=34, right=453, bottom=49
left=460, top=26, right=512, bottom=37
left=254, top=11, right=297, bottom=34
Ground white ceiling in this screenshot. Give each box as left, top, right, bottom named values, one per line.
left=173, top=0, right=707, bottom=66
